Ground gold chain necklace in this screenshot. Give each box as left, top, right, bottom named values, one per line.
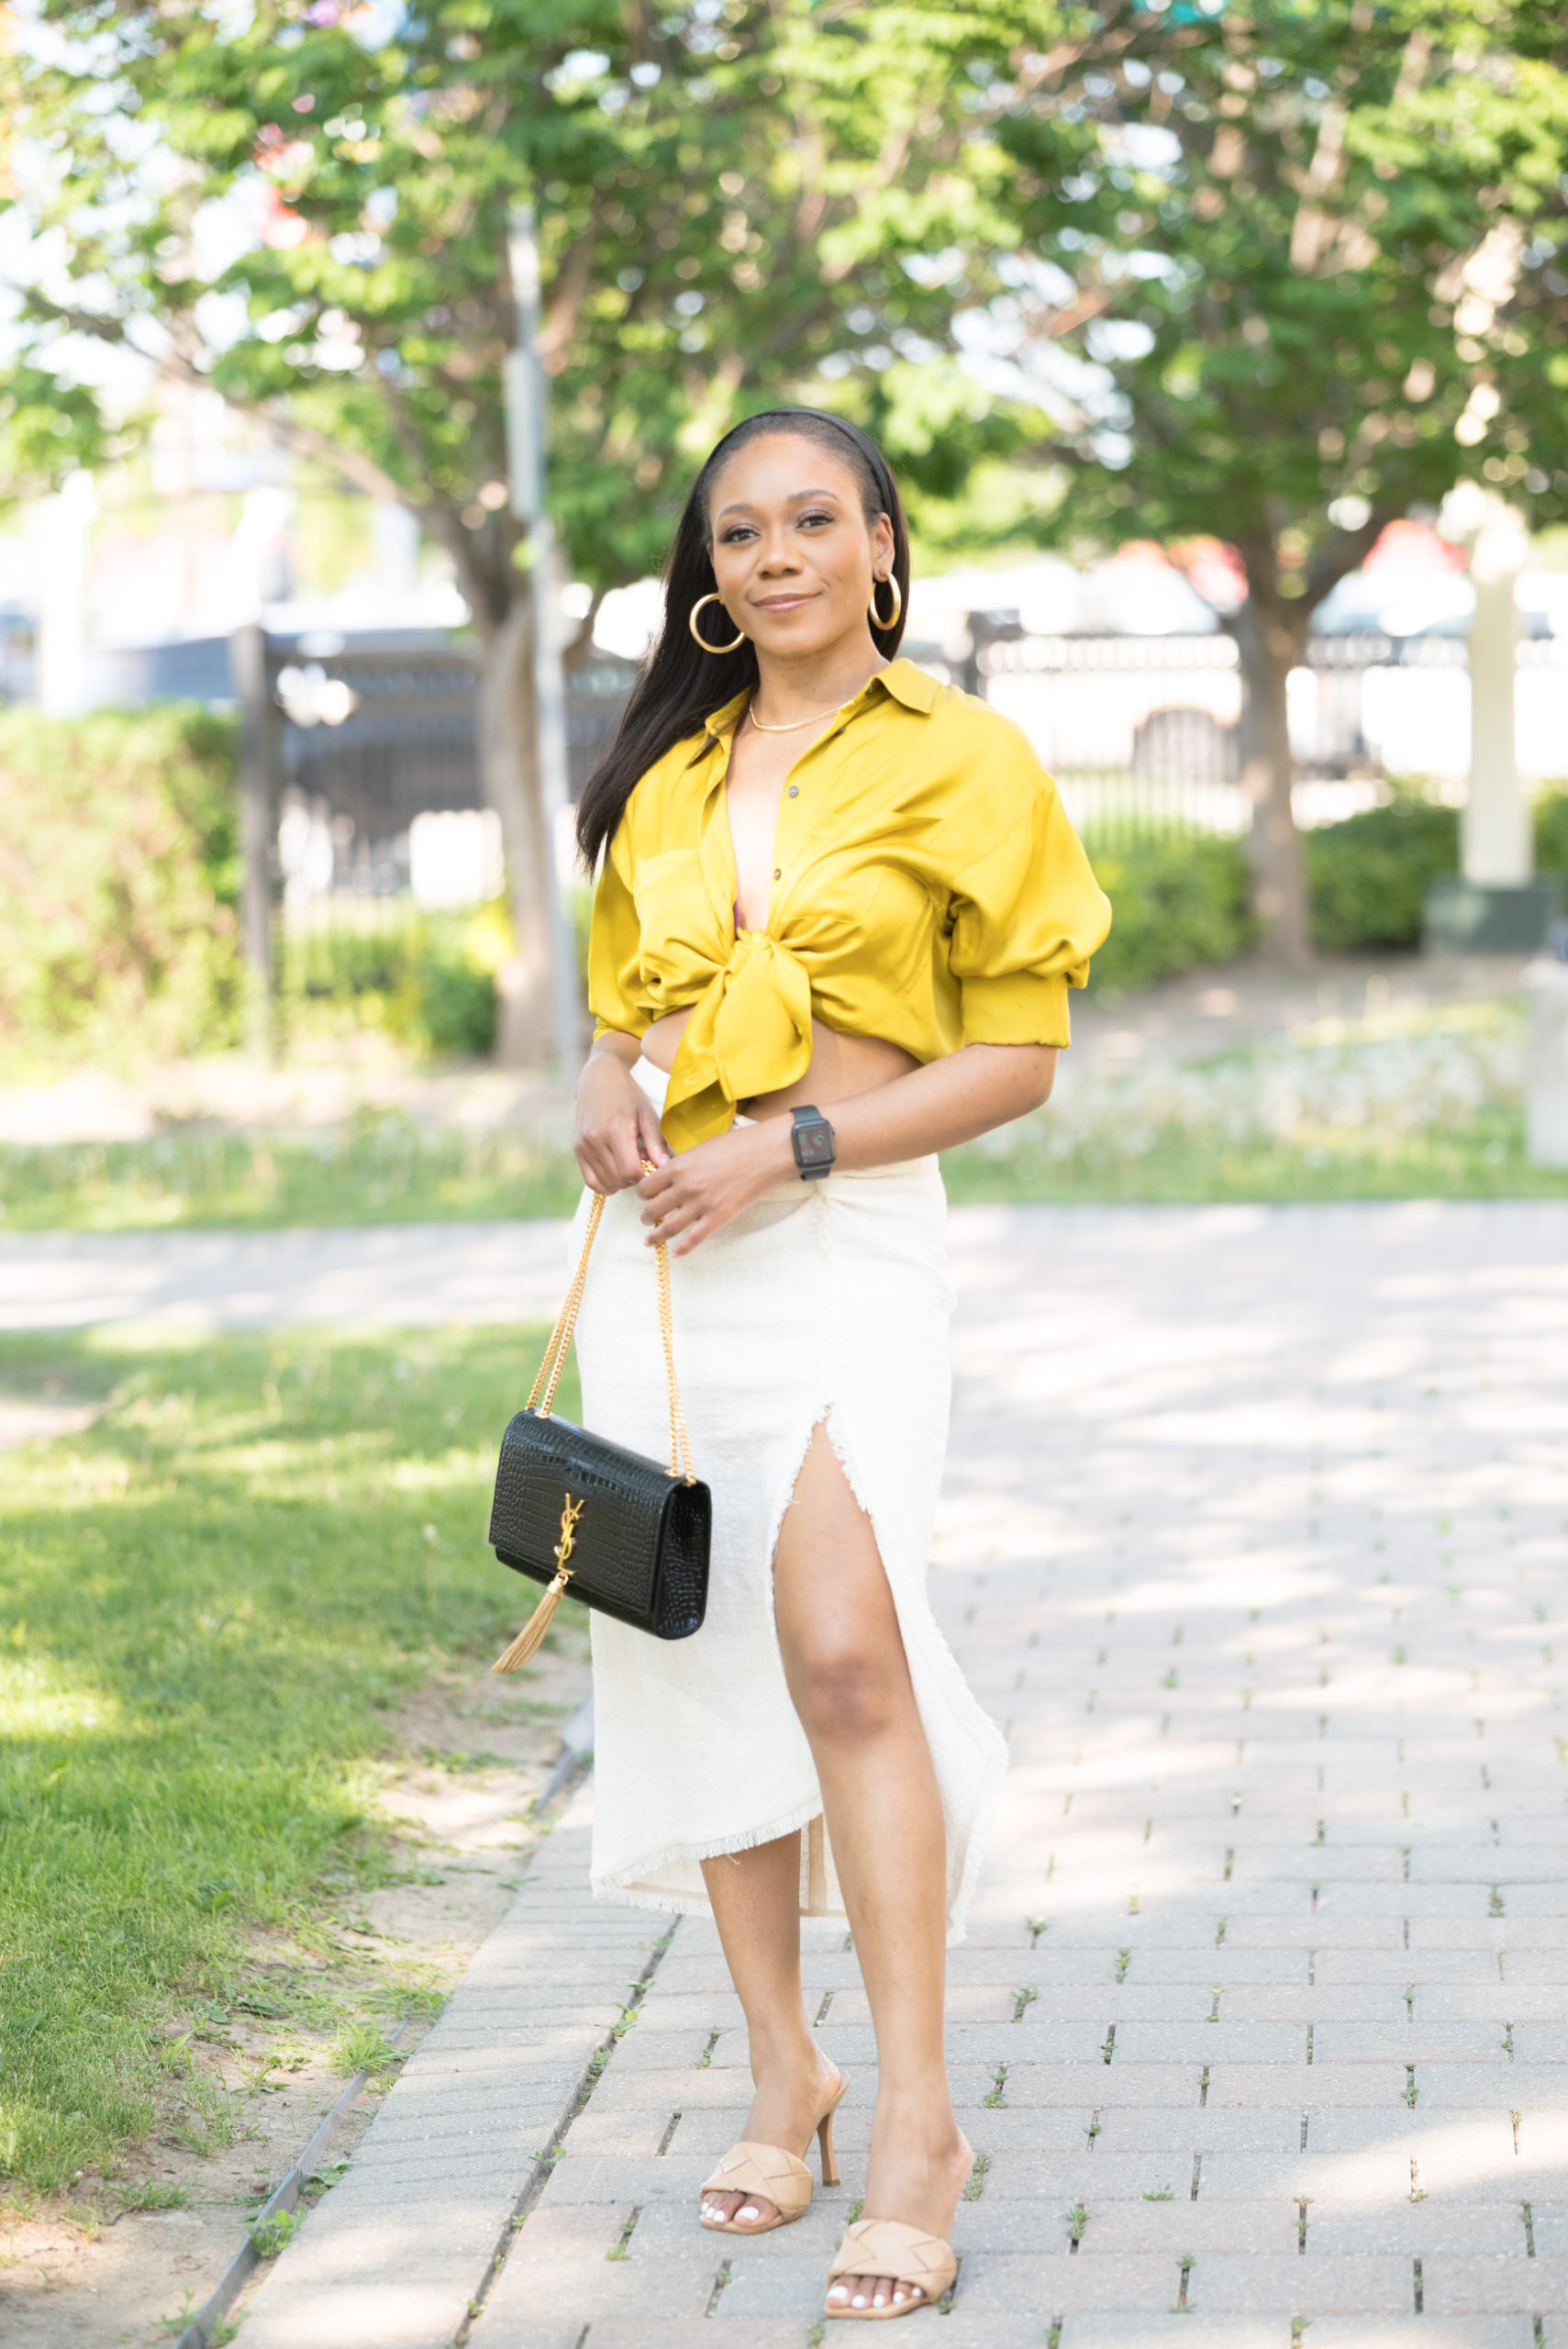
left=747, top=696, right=842, bottom=735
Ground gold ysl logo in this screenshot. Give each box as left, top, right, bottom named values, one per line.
left=553, top=1494, right=585, bottom=1581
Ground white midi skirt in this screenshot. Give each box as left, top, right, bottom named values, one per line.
left=573, top=1063, right=1006, bottom=1944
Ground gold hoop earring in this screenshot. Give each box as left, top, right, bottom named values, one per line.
left=868, top=573, right=902, bottom=631
left=689, top=593, right=746, bottom=654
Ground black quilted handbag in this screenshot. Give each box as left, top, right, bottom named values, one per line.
left=488, top=1187, right=710, bottom=1671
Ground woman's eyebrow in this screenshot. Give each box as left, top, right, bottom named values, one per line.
left=713, top=487, right=845, bottom=520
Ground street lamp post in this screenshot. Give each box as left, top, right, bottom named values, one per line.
left=505, top=202, right=584, bottom=1079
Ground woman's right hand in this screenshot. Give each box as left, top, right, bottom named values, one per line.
left=574, top=1045, right=671, bottom=1193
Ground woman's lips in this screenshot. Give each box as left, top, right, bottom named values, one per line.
left=754, top=593, right=818, bottom=611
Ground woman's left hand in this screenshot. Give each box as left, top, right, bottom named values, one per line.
left=636, top=1122, right=791, bottom=1255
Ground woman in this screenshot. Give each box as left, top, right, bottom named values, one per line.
left=570, top=408, right=1109, bottom=2321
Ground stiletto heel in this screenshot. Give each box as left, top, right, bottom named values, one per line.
left=817, top=2103, right=841, bottom=2188
left=700, top=2068, right=850, bottom=2233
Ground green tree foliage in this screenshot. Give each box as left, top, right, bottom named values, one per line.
left=0, top=707, right=241, bottom=1071
left=0, top=1, right=1033, bottom=1054
left=0, top=362, right=124, bottom=497
left=982, top=0, right=1568, bottom=960
left=10, top=1, right=1565, bottom=1000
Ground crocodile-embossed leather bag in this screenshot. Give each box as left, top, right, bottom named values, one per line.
left=487, top=1186, right=710, bottom=1673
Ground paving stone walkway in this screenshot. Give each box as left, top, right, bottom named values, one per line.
left=0, top=1222, right=570, bottom=1332
left=225, top=1202, right=1568, bottom=2345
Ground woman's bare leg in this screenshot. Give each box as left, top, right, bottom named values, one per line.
left=698, top=1831, right=842, bottom=2228
left=774, top=1426, right=972, bottom=2314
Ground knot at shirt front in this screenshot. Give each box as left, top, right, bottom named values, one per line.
left=662, top=930, right=814, bottom=1152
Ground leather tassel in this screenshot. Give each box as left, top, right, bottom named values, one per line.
left=491, top=1572, right=567, bottom=1675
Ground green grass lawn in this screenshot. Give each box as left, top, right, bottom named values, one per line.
left=941, top=1106, right=1568, bottom=1203
left=942, top=995, right=1568, bottom=1204
left=2, top=998, right=1563, bottom=1229
left=6, top=1108, right=1563, bottom=1234
left=0, top=1113, right=583, bottom=1233
left=0, top=1322, right=575, bottom=2198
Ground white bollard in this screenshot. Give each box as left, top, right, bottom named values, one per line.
left=1526, top=954, right=1568, bottom=1169
left=1464, top=498, right=1530, bottom=887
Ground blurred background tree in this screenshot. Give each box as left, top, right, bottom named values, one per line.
left=0, top=0, right=1033, bottom=1058
left=983, top=0, right=1568, bottom=963
left=5, top=0, right=1567, bottom=992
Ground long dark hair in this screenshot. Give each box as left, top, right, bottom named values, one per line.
left=575, top=407, right=910, bottom=869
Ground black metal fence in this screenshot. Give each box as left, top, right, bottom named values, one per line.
left=973, top=629, right=1568, bottom=843
left=228, top=619, right=1568, bottom=891
left=255, top=631, right=639, bottom=896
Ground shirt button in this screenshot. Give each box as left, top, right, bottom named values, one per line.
left=773, top=867, right=782, bottom=879
left=787, top=785, right=799, bottom=796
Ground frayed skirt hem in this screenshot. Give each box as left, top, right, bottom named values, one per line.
left=590, top=1789, right=828, bottom=1920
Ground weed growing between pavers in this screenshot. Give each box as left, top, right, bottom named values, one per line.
left=0, top=1321, right=576, bottom=2195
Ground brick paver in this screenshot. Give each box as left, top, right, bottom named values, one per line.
left=244, top=1201, right=1568, bottom=2345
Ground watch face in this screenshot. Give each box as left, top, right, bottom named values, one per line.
left=796, top=1120, right=834, bottom=1164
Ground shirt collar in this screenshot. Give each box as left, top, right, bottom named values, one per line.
left=704, top=688, right=752, bottom=741
left=874, top=658, right=942, bottom=714
left=702, top=657, right=940, bottom=743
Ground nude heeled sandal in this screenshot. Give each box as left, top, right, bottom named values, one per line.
left=826, top=2218, right=958, bottom=2321
left=698, top=2068, right=850, bottom=2234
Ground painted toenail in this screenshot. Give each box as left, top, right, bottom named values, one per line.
left=851, top=2294, right=868, bottom=2309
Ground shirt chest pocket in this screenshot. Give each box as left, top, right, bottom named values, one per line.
left=632, top=849, right=725, bottom=984
left=844, top=861, right=937, bottom=996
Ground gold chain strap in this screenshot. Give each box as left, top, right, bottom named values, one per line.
left=526, top=1191, right=603, bottom=1419
left=652, top=1215, right=696, bottom=1485
left=525, top=1176, right=695, bottom=1484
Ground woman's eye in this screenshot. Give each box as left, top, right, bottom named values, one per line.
left=798, top=510, right=833, bottom=529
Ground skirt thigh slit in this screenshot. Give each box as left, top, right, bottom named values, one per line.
left=573, top=1124, right=1006, bottom=1944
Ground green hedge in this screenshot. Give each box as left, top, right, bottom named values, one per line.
left=277, top=903, right=504, bottom=1057
left=1536, top=786, right=1568, bottom=890
left=1079, top=781, right=1568, bottom=990
left=1084, top=830, right=1255, bottom=998
left=1306, top=789, right=1460, bottom=952
left=6, top=700, right=1561, bottom=1083
left=1302, top=785, right=1568, bottom=953
left=1084, top=786, right=1568, bottom=990
left=0, top=706, right=241, bottom=1070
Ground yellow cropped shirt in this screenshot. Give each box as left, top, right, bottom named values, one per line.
left=588, top=658, right=1112, bottom=1152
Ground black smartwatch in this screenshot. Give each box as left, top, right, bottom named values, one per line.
left=790, top=1104, right=837, bottom=1181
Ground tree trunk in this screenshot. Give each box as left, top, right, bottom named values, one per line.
left=1230, top=602, right=1313, bottom=970
left=473, top=592, right=559, bottom=1067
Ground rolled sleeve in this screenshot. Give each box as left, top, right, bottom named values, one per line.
left=947, top=786, right=1112, bottom=1049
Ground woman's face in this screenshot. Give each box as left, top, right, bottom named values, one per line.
left=706, top=434, right=895, bottom=662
